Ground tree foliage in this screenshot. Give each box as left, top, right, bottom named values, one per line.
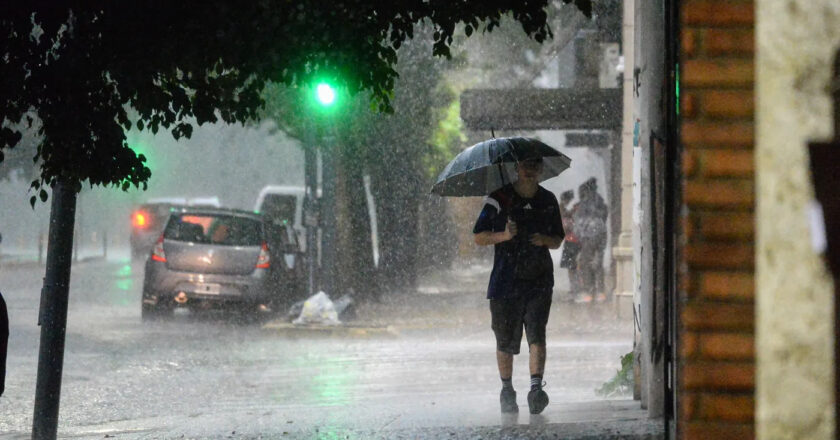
left=1, top=1, right=590, bottom=204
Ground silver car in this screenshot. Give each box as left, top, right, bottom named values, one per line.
left=141, top=208, right=275, bottom=320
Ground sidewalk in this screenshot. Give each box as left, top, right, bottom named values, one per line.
left=252, top=265, right=658, bottom=440
left=264, top=262, right=634, bottom=339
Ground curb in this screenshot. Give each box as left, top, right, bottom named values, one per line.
left=0, top=255, right=110, bottom=269
left=261, top=321, right=400, bottom=338
left=0, top=258, right=43, bottom=269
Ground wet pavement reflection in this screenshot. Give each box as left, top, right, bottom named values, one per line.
left=0, top=258, right=648, bottom=439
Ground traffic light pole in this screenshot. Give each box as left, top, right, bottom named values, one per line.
left=302, top=81, right=338, bottom=296
left=32, top=181, right=77, bottom=440
left=303, top=131, right=318, bottom=296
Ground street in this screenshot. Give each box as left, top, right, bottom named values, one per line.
left=0, top=257, right=658, bottom=439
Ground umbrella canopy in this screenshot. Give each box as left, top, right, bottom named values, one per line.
left=430, top=137, right=571, bottom=197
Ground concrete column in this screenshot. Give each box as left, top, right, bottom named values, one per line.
left=613, top=0, right=635, bottom=302
left=634, top=0, right=665, bottom=418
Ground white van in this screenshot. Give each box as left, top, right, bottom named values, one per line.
left=253, top=185, right=306, bottom=244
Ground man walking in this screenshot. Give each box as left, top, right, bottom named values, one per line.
left=473, top=156, right=565, bottom=414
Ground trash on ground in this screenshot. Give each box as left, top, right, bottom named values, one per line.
left=332, top=294, right=355, bottom=320
left=292, top=291, right=341, bottom=326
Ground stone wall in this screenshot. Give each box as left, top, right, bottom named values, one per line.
left=755, top=1, right=840, bottom=438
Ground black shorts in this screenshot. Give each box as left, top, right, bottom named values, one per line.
left=489, top=287, right=553, bottom=355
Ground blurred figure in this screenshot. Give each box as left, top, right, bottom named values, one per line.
left=573, top=178, right=608, bottom=303
left=1, top=290, right=7, bottom=396
left=558, top=190, right=582, bottom=300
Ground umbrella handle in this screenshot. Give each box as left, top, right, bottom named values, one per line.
left=491, top=127, right=495, bottom=139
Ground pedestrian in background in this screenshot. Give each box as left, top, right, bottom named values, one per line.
left=473, top=155, right=565, bottom=415
left=558, top=190, right=582, bottom=301
left=1, top=290, right=7, bottom=397
left=573, top=178, right=608, bottom=303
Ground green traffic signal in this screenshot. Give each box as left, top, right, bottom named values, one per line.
left=315, top=82, right=336, bottom=106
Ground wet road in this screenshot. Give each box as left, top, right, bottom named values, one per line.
left=0, top=258, right=640, bottom=439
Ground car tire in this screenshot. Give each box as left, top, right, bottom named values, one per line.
left=141, top=303, right=171, bottom=322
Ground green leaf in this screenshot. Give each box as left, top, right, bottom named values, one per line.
left=39, top=189, right=47, bottom=202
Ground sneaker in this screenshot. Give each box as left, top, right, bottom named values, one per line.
left=527, top=388, right=549, bottom=414
left=574, top=294, right=593, bottom=304
left=595, top=293, right=607, bottom=302
left=500, top=388, right=518, bottom=413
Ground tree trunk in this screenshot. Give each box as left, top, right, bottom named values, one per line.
left=371, top=144, right=423, bottom=293
left=32, top=181, right=77, bottom=440
left=333, top=145, right=377, bottom=300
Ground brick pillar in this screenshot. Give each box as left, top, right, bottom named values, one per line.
left=679, top=1, right=755, bottom=439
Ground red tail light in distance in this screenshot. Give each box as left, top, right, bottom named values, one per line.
left=151, top=235, right=167, bottom=262
left=256, top=242, right=270, bottom=269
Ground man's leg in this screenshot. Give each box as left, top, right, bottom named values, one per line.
left=529, top=343, right=546, bottom=377
left=568, top=266, right=580, bottom=298
left=594, top=239, right=607, bottom=301
left=491, top=298, right=523, bottom=413
left=524, top=290, right=551, bottom=414
left=497, top=350, right=514, bottom=379
left=576, top=245, right=594, bottom=302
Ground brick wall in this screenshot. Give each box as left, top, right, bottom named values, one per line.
left=679, top=1, right=755, bottom=439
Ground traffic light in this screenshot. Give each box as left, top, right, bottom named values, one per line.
left=315, top=82, right=336, bottom=107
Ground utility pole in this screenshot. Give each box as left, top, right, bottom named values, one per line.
left=32, top=181, right=77, bottom=440
left=303, top=134, right=318, bottom=296
left=303, top=81, right=339, bottom=296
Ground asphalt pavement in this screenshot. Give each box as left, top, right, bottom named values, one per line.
left=0, top=255, right=661, bottom=439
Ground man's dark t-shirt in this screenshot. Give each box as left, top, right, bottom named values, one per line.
left=473, top=185, right=564, bottom=299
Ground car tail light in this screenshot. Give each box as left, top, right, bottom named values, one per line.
left=132, top=210, right=150, bottom=229
left=151, top=235, right=167, bottom=262
left=256, top=242, right=270, bottom=269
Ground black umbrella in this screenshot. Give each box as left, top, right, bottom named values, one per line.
left=430, top=137, right=571, bottom=197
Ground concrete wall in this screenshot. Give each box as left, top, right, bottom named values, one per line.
left=634, top=0, right=666, bottom=418
left=755, top=1, right=840, bottom=438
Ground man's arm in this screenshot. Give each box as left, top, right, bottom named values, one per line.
left=475, top=220, right=516, bottom=246
left=529, top=233, right=564, bottom=249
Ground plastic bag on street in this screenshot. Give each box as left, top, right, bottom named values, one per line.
left=292, top=291, right=340, bottom=325
left=285, top=300, right=305, bottom=322
left=332, top=294, right=353, bottom=315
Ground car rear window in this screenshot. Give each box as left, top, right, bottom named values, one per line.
left=151, top=204, right=179, bottom=217
left=164, top=214, right=263, bottom=246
